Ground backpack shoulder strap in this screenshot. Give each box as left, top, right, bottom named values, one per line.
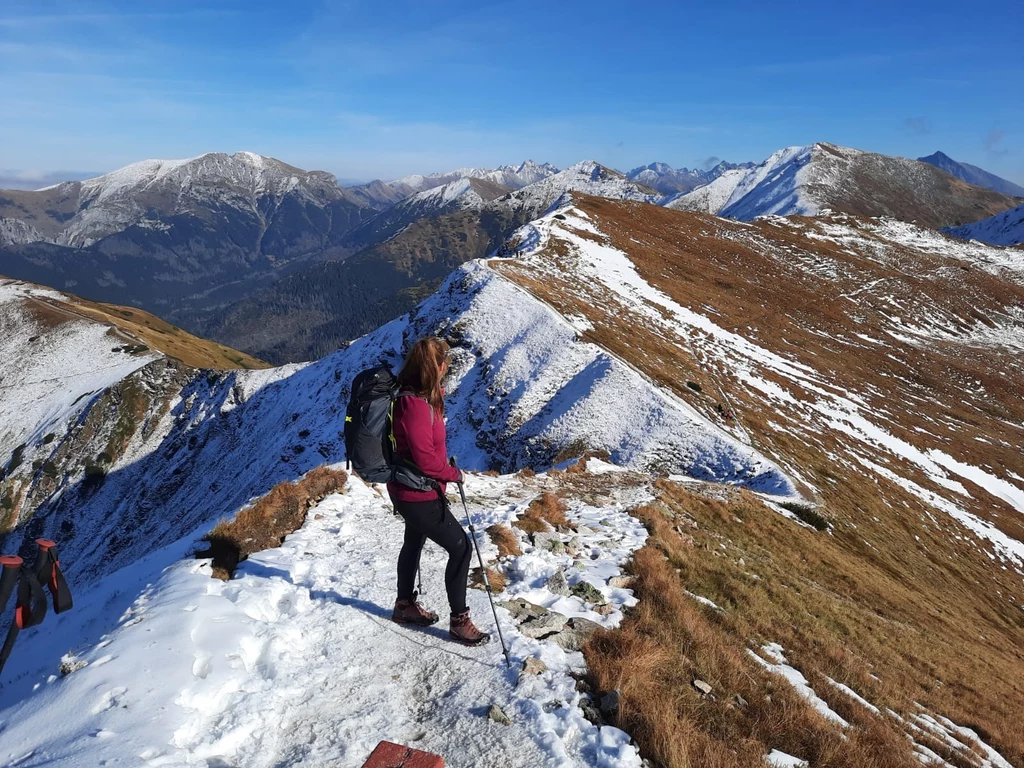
left=395, top=391, right=435, bottom=426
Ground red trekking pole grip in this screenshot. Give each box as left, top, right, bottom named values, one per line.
left=0, top=555, right=23, bottom=569
left=35, top=539, right=57, bottom=552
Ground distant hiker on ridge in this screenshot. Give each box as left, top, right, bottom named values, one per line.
left=388, top=337, right=491, bottom=646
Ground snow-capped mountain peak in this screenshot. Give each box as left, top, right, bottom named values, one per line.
left=665, top=142, right=1019, bottom=228
left=625, top=159, right=755, bottom=195
left=388, top=160, right=561, bottom=194
left=918, top=151, right=1024, bottom=197
left=503, top=161, right=661, bottom=221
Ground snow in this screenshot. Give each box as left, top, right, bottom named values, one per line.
left=664, top=168, right=748, bottom=214
left=0, top=472, right=648, bottom=768
left=0, top=280, right=157, bottom=462
left=0, top=217, right=45, bottom=247
left=827, top=678, right=880, bottom=715
left=748, top=643, right=849, bottom=728
left=390, top=161, right=560, bottom=193
left=1, top=235, right=794, bottom=592
left=909, top=711, right=1014, bottom=768
left=78, top=156, right=199, bottom=204
left=404, top=177, right=483, bottom=211
left=46, top=152, right=342, bottom=248
left=507, top=162, right=662, bottom=223
left=502, top=205, right=1024, bottom=566
left=664, top=146, right=816, bottom=219
left=766, top=749, right=809, bottom=767
left=945, top=203, right=1024, bottom=247
left=685, top=591, right=723, bottom=611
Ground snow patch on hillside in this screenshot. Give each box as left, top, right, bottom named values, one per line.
left=944, top=204, right=1024, bottom=248
left=0, top=280, right=157, bottom=461
left=0, top=218, right=46, bottom=247
left=665, top=146, right=817, bottom=219
left=504, top=207, right=1024, bottom=566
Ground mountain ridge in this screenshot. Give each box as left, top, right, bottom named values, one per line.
left=919, top=150, right=1024, bottom=197
left=626, top=159, right=755, bottom=195
left=666, top=142, right=1020, bottom=227
left=944, top=202, right=1024, bottom=247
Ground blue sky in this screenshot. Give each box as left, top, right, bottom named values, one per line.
left=1, top=0, right=1022, bottom=185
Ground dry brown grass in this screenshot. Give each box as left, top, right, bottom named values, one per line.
left=489, top=195, right=1024, bottom=765
left=199, top=467, right=348, bottom=579
left=585, top=481, right=1024, bottom=768
left=512, top=491, right=574, bottom=535
left=21, top=291, right=269, bottom=370
left=516, top=466, right=536, bottom=479
left=565, top=450, right=612, bottom=474
left=470, top=566, right=507, bottom=593
left=486, top=523, right=522, bottom=558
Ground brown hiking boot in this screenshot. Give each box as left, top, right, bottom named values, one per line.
left=392, top=593, right=439, bottom=626
left=449, top=609, right=491, bottom=646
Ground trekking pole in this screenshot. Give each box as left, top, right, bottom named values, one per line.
left=450, top=457, right=511, bottom=668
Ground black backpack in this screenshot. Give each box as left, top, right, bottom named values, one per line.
left=343, top=366, right=438, bottom=493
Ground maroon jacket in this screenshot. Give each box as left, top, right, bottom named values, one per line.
left=387, top=392, right=461, bottom=503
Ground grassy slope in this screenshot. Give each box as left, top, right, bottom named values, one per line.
left=17, top=282, right=269, bottom=370
left=496, top=197, right=1024, bottom=767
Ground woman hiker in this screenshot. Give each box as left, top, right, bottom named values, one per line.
left=388, top=337, right=491, bottom=646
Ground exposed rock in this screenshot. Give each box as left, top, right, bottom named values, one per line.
left=600, top=689, right=620, bottom=717
left=608, top=575, right=635, bottom=589
left=552, top=617, right=604, bottom=652
left=519, top=610, right=568, bottom=639
left=677, top=514, right=698, bottom=530
left=579, top=698, right=605, bottom=726
left=570, top=580, right=605, bottom=605
left=521, top=657, right=548, bottom=676
left=733, top=693, right=748, bottom=708
left=59, top=653, right=88, bottom=676
left=568, top=616, right=603, bottom=633
left=693, top=679, right=713, bottom=696
left=545, top=569, right=570, bottom=596
left=487, top=703, right=511, bottom=725
left=673, top=527, right=695, bottom=546
left=499, top=598, right=547, bottom=622
left=595, top=603, right=615, bottom=616
left=531, top=531, right=560, bottom=550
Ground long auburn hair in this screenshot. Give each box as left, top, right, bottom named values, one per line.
left=397, top=337, right=450, bottom=416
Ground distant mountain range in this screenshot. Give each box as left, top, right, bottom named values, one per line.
left=625, top=160, right=755, bottom=195
left=919, top=151, right=1024, bottom=197
left=387, top=160, right=560, bottom=196
left=665, top=143, right=1019, bottom=228
left=0, top=152, right=391, bottom=327
left=2, top=145, right=1021, bottom=365
left=202, top=161, right=660, bottom=363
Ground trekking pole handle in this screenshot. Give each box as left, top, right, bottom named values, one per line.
left=449, top=457, right=469, bottom=506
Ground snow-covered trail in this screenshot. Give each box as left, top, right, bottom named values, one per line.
left=1, top=473, right=649, bottom=768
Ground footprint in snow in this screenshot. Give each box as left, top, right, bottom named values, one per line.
left=91, top=687, right=127, bottom=714
left=192, top=653, right=212, bottom=680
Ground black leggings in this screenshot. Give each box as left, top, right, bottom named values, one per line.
left=395, top=497, right=472, bottom=614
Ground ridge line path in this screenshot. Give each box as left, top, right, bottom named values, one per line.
left=0, top=470, right=649, bottom=767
